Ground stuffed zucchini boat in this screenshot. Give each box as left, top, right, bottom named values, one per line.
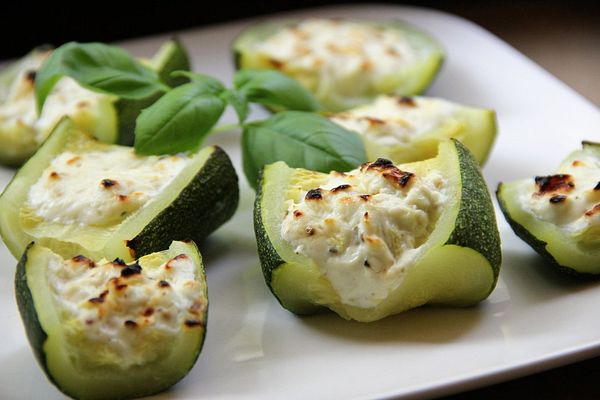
left=497, top=142, right=600, bottom=275
left=233, top=18, right=444, bottom=112
left=16, top=240, right=207, bottom=400
left=0, top=40, right=190, bottom=166
left=0, top=118, right=239, bottom=262
left=328, top=95, right=497, bottom=165
left=254, top=140, right=501, bottom=321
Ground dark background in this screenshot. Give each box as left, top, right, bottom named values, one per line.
left=2, top=1, right=599, bottom=398
left=2, top=0, right=599, bottom=105
left=0, top=0, right=598, bottom=59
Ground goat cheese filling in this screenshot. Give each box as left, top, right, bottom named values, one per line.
left=520, top=155, right=600, bottom=234
left=281, top=159, right=446, bottom=308
left=46, top=251, right=205, bottom=368
left=255, top=19, right=428, bottom=101
left=27, top=147, right=190, bottom=226
left=330, top=96, right=459, bottom=146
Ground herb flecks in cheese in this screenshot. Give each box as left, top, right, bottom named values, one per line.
left=255, top=19, right=430, bottom=105
left=521, top=155, right=600, bottom=232
left=281, top=159, right=446, bottom=308
left=27, top=147, right=190, bottom=226
left=47, top=251, right=205, bottom=368
left=330, top=96, right=459, bottom=146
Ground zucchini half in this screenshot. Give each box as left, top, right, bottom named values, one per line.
left=329, top=95, right=497, bottom=165
left=0, top=118, right=239, bottom=262
left=254, top=140, right=501, bottom=321
left=233, top=18, right=444, bottom=112
left=497, top=142, right=600, bottom=275
left=16, top=240, right=207, bottom=400
left=0, top=40, right=190, bottom=166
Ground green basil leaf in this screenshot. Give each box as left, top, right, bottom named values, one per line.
left=134, top=82, right=226, bottom=155
left=171, top=71, right=225, bottom=95
left=35, top=42, right=168, bottom=112
left=242, top=111, right=367, bottom=188
left=234, top=69, right=320, bottom=112
left=220, top=89, right=249, bottom=123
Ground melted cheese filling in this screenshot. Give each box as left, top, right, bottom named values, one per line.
left=0, top=52, right=111, bottom=147
left=330, top=96, right=458, bottom=146
left=47, top=252, right=205, bottom=368
left=27, top=147, right=190, bottom=226
left=255, top=19, right=427, bottom=99
left=281, top=161, right=446, bottom=308
left=521, top=155, right=600, bottom=234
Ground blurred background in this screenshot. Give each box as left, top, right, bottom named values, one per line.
left=1, top=0, right=599, bottom=105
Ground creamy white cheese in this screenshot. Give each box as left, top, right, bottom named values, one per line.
left=47, top=251, right=205, bottom=367
left=27, top=147, right=190, bottom=226
left=255, top=19, right=428, bottom=102
left=520, top=155, right=600, bottom=233
left=0, top=50, right=111, bottom=148
left=330, top=96, right=459, bottom=146
left=281, top=160, right=446, bottom=308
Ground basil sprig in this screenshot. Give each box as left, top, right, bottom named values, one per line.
left=134, top=82, right=226, bottom=155
left=35, top=42, right=168, bottom=112
left=34, top=42, right=368, bottom=187
left=242, top=112, right=367, bottom=188
left=234, top=69, right=321, bottom=114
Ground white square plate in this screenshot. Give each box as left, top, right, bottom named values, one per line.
left=1, top=4, right=599, bottom=399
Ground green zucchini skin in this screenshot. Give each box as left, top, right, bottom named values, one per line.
left=14, top=243, right=53, bottom=382
left=496, top=141, right=600, bottom=276
left=15, top=241, right=208, bottom=400
left=447, top=140, right=501, bottom=283
left=233, top=19, right=444, bottom=112
left=116, top=39, right=191, bottom=146
left=254, top=139, right=501, bottom=321
left=128, top=146, right=240, bottom=259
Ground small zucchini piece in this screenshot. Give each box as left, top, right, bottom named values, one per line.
left=254, top=140, right=501, bottom=321
left=0, top=40, right=191, bottom=166
left=15, top=240, right=207, bottom=400
left=0, top=118, right=239, bottom=262
left=329, top=95, right=497, bottom=165
left=233, top=18, right=444, bottom=112
left=497, top=142, right=600, bottom=275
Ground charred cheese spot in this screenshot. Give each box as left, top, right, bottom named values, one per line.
left=101, top=178, right=118, bottom=189
left=305, top=188, right=323, bottom=200
left=534, top=174, right=574, bottom=195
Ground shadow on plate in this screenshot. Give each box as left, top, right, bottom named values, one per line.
left=299, top=303, right=485, bottom=344
left=500, top=248, right=599, bottom=304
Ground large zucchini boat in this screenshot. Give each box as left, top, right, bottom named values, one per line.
left=254, top=140, right=501, bottom=322
left=0, top=118, right=239, bottom=262
left=329, top=95, right=497, bottom=165
left=497, top=142, right=600, bottom=275
left=233, top=18, right=444, bottom=112
left=16, top=240, right=207, bottom=400
left=0, top=40, right=190, bottom=166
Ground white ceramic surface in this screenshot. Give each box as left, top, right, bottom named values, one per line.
left=1, top=4, right=599, bottom=400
